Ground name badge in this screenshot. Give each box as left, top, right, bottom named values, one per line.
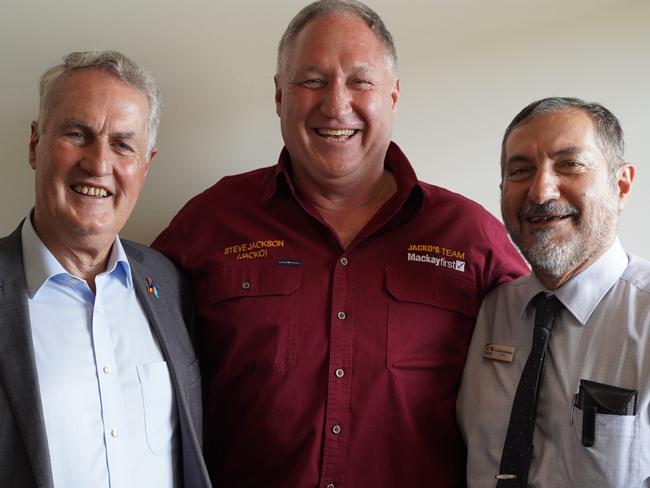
left=483, top=344, right=515, bottom=363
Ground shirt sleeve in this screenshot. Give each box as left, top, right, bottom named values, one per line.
left=475, top=213, right=529, bottom=300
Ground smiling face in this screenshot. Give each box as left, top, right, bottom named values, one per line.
left=29, top=68, right=155, bottom=254
left=500, top=109, right=634, bottom=288
left=274, top=13, right=399, bottom=190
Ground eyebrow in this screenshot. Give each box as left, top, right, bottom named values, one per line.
left=294, top=64, right=374, bottom=75
left=550, top=146, right=583, bottom=158
left=60, top=118, right=92, bottom=132
left=506, top=146, right=585, bottom=165
left=111, top=131, right=136, bottom=140
left=61, top=118, right=136, bottom=140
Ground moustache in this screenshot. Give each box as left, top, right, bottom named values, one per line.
left=517, top=201, right=579, bottom=221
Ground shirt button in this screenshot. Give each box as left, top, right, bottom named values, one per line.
left=103, top=366, right=112, bottom=375
left=241, top=281, right=251, bottom=290
left=337, top=311, right=347, bottom=320
left=339, top=257, right=349, bottom=266
left=327, top=484, right=336, bottom=488
left=332, top=424, right=341, bottom=435
left=335, top=368, right=345, bottom=378
left=111, top=429, right=119, bottom=438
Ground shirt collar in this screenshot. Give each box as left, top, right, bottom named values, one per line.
left=261, top=141, right=423, bottom=210
left=21, top=215, right=133, bottom=298
left=519, top=238, right=628, bottom=326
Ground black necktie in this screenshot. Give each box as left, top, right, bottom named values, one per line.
left=496, top=293, right=563, bottom=487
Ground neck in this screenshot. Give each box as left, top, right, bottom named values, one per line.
left=296, top=169, right=397, bottom=249
left=32, top=218, right=113, bottom=293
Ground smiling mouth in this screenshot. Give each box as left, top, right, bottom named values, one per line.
left=527, top=215, right=572, bottom=224
left=71, top=185, right=111, bottom=198
left=315, top=128, right=358, bottom=140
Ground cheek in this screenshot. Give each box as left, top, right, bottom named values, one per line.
left=284, top=92, right=316, bottom=117
left=500, top=188, right=527, bottom=222
left=35, top=145, right=76, bottom=176
left=117, top=163, right=149, bottom=194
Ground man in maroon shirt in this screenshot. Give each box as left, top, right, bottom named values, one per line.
left=154, top=1, right=528, bottom=487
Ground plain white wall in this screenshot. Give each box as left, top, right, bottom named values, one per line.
left=2, top=0, right=648, bottom=256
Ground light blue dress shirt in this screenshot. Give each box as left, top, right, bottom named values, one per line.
left=458, top=239, right=650, bottom=487
left=22, top=218, right=179, bottom=488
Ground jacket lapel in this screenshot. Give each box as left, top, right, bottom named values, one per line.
left=124, top=241, right=210, bottom=487
left=125, top=243, right=172, bottom=351
left=0, top=225, right=54, bottom=488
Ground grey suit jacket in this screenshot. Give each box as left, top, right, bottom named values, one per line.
left=0, top=223, right=211, bottom=488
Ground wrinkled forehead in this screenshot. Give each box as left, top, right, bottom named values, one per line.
left=506, top=110, right=598, bottom=153
left=283, top=13, right=395, bottom=74
left=46, top=69, right=150, bottom=118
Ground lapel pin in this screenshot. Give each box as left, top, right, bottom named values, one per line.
left=146, top=277, right=160, bottom=300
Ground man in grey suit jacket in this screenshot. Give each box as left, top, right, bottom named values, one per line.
left=0, top=50, right=211, bottom=487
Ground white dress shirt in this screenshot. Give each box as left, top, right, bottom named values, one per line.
left=22, top=217, right=179, bottom=488
left=458, top=239, right=650, bottom=487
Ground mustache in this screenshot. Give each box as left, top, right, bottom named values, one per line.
left=517, top=201, right=579, bottom=220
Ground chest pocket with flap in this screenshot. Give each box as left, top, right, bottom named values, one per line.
left=205, top=261, right=301, bottom=373
left=385, top=266, right=478, bottom=373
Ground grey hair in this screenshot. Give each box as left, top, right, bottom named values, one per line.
left=500, top=97, right=625, bottom=177
left=37, top=50, right=161, bottom=154
left=277, top=0, right=397, bottom=75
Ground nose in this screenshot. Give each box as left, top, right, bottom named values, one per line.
left=320, top=80, right=352, bottom=119
left=80, top=140, right=113, bottom=177
left=527, top=164, right=560, bottom=204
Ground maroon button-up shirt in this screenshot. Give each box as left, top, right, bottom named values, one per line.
left=153, top=143, right=528, bottom=488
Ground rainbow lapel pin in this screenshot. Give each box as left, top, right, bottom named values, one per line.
left=146, top=277, right=160, bottom=300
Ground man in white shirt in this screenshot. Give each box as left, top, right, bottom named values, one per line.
left=457, top=97, right=650, bottom=487
left=0, top=50, right=210, bottom=488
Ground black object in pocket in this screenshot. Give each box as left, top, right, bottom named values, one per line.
left=574, top=379, right=637, bottom=447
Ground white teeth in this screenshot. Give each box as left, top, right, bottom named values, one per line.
left=317, top=129, right=356, bottom=137
left=72, top=185, right=109, bottom=197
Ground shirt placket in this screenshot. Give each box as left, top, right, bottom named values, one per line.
left=92, top=284, right=129, bottom=486
left=320, top=253, right=355, bottom=488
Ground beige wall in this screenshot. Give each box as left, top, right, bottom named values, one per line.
left=2, top=0, right=649, bottom=256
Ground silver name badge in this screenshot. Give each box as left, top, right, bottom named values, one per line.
left=483, top=344, right=515, bottom=363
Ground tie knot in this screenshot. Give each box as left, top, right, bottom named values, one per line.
left=533, top=293, right=562, bottom=330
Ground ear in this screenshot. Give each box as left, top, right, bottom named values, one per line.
left=29, top=121, right=39, bottom=169
left=274, top=75, right=282, bottom=118
left=144, top=147, right=157, bottom=177
left=390, top=78, right=400, bottom=111
left=615, top=162, right=635, bottom=211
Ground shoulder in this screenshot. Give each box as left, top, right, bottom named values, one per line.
left=417, top=181, right=506, bottom=231
left=0, top=223, right=23, bottom=251
left=122, top=239, right=181, bottom=277
left=152, top=165, right=278, bottom=255
left=481, top=273, right=532, bottom=311
left=620, top=253, right=650, bottom=295
left=183, top=165, right=276, bottom=207
left=0, top=223, right=24, bottom=268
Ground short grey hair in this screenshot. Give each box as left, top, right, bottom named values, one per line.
left=277, top=0, right=397, bottom=75
left=500, top=97, right=625, bottom=177
left=37, top=50, right=161, bottom=154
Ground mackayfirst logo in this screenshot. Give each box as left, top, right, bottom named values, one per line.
left=406, top=243, right=466, bottom=272
left=407, top=253, right=466, bottom=272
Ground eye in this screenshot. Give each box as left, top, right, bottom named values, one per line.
left=113, top=141, right=134, bottom=153
left=561, top=160, right=582, bottom=168
left=507, top=166, right=533, bottom=179
left=299, top=78, right=324, bottom=88
left=352, top=79, right=372, bottom=88
left=66, top=131, right=85, bottom=141
left=556, top=160, right=588, bottom=174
